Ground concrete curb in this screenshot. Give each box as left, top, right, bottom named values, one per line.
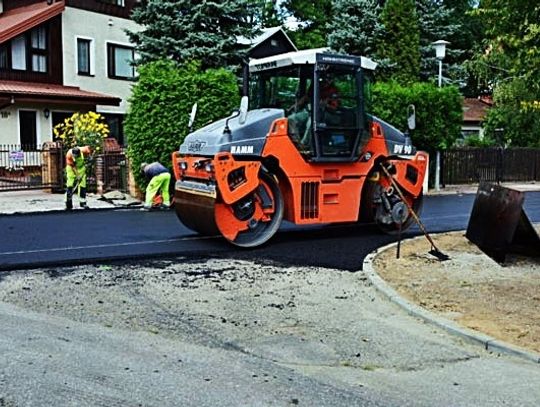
left=363, top=236, right=540, bottom=365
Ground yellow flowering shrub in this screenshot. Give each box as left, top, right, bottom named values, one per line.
left=53, top=111, right=110, bottom=153
left=520, top=100, right=540, bottom=111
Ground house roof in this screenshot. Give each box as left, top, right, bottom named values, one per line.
left=0, top=81, right=121, bottom=107
left=463, top=97, right=493, bottom=123
left=238, top=27, right=297, bottom=51
left=0, top=0, right=65, bottom=44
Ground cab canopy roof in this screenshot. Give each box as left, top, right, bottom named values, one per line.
left=249, top=48, right=377, bottom=73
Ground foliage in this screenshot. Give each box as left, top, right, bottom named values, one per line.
left=463, top=134, right=496, bottom=147
left=53, top=111, right=110, bottom=153
left=371, top=81, right=463, bottom=151
left=124, top=60, right=240, bottom=189
left=377, top=0, right=421, bottom=85
left=467, top=1, right=540, bottom=146
left=469, top=0, right=540, bottom=93
left=416, top=0, right=466, bottom=86
left=127, top=0, right=258, bottom=69
left=246, top=0, right=285, bottom=28
left=282, top=0, right=333, bottom=49
left=327, top=0, right=383, bottom=57
left=443, top=0, right=486, bottom=96
left=483, top=78, right=540, bottom=147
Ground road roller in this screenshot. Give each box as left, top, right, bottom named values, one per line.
left=172, top=49, right=428, bottom=247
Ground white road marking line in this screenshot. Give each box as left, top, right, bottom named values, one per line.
left=0, top=235, right=220, bottom=256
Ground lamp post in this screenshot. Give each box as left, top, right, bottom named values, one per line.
left=432, top=40, right=450, bottom=87
left=432, top=40, right=450, bottom=191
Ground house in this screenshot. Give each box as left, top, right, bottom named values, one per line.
left=461, top=96, right=493, bottom=141
left=0, top=0, right=140, bottom=148
left=238, top=26, right=297, bottom=59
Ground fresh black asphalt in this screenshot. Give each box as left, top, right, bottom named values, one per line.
left=1, top=192, right=539, bottom=271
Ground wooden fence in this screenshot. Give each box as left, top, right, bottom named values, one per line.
left=441, top=147, right=540, bottom=185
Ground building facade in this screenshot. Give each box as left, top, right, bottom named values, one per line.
left=0, top=0, right=140, bottom=148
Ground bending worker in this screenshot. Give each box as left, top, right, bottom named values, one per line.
left=65, top=145, right=92, bottom=210
left=140, top=161, right=171, bottom=210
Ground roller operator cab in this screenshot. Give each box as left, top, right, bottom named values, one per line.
left=172, top=49, right=428, bottom=247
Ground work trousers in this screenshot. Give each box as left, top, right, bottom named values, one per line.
left=65, top=165, right=87, bottom=207
left=145, top=172, right=171, bottom=206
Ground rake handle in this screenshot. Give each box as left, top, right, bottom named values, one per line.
left=379, top=163, right=441, bottom=253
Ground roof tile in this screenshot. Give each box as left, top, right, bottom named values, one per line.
left=0, top=1, right=65, bottom=44
left=0, top=80, right=120, bottom=105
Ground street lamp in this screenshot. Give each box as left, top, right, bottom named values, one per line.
left=431, top=40, right=449, bottom=192
left=432, top=40, right=450, bottom=87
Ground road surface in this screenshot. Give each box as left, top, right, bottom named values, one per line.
left=1, top=192, right=538, bottom=270
left=0, top=192, right=539, bottom=406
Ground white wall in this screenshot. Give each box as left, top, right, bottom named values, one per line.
left=62, top=7, right=141, bottom=115
left=0, top=105, right=53, bottom=147
left=0, top=107, right=18, bottom=145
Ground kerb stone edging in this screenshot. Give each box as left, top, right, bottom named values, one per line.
left=362, top=236, right=540, bottom=365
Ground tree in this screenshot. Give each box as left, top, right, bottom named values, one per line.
left=282, top=0, right=333, bottom=49
left=127, top=0, right=258, bottom=69
left=442, top=0, right=486, bottom=96
left=483, top=79, right=540, bottom=147
left=246, top=0, right=285, bottom=28
left=327, top=0, right=383, bottom=57
left=469, top=1, right=540, bottom=146
left=377, top=0, right=421, bottom=84
left=470, top=0, right=540, bottom=92
left=416, top=0, right=462, bottom=84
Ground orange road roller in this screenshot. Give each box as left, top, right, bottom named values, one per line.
left=172, top=50, right=428, bottom=247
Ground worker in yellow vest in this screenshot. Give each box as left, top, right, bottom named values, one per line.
left=140, top=162, right=171, bottom=211
left=65, top=145, right=92, bottom=210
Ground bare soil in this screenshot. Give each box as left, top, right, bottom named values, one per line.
left=373, top=230, right=540, bottom=353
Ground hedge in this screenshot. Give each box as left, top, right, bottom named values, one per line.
left=371, top=81, right=463, bottom=151
left=124, top=60, right=240, bottom=189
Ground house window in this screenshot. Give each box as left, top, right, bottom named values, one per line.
left=107, top=43, right=134, bottom=80
left=77, top=38, right=92, bottom=75
left=11, top=35, right=26, bottom=70
left=31, top=26, right=47, bottom=49
left=5, top=26, right=48, bottom=73
left=30, top=26, right=47, bottom=73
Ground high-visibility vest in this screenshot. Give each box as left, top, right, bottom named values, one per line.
left=66, top=146, right=92, bottom=170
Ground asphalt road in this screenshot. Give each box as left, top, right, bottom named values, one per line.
left=1, top=192, right=539, bottom=406
left=0, top=192, right=539, bottom=271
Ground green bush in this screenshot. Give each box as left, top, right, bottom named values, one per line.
left=463, top=135, right=496, bottom=147
left=371, top=82, right=463, bottom=151
left=483, top=78, right=540, bottom=148
left=124, top=60, right=240, bottom=189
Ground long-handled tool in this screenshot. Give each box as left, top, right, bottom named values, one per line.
left=65, top=176, right=82, bottom=210
left=380, top=163, right=450, bottom=261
